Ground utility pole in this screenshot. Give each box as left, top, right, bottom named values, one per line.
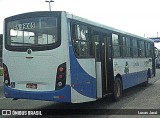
left=45, top=0, right=54, bottom=11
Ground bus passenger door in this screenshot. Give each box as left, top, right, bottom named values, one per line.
left=93, top=35, right=102, bottom=98
left=106, top=34, right=114, bottom=94
left=93, top=33, right=113, bottom=98
left=101, top=34, right=113, bottom=96
left=101, top=35, right=108, bottom=95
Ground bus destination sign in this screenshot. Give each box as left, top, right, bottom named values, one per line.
left=13, top=22, right=35, bottom=31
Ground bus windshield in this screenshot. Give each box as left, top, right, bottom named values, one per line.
left=6, top=16, right=58, bottom=48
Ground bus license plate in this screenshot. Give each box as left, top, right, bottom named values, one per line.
left=26, top=83, right=37, bottom=89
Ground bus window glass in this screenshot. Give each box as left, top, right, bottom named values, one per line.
left=38, top=34, right=56, bottom=44
left=145, top=42, right=150, bottom=57
left=150, top=43, right=154, bottom=57
left=123, top=37, right=131, bottom=57
left=122, top=37, right=126, bottom=57
left=132, top=39, right=138, bottom=57
left=71, top=24, right=91, bottom=58
left=77, top=25, right=87, bottom=41
left=147, top=43, right=152, bottom=57
left=112, top=34, right=120, bottom=57
left=126, top=37, right=131, bottom=57
left=7, top=17, right=58, bottom=47
left=112, top=34, right=119, bottom=45
left=80, top=41, right=88, bottom=56
left=139, top=41, right=145, bottom=57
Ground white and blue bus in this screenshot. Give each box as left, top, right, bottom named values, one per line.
left=155, top=48, right=160, bottom=68
left=3, top=11, right=155, bottom=103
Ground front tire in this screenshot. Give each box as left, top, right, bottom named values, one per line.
left=112, top=77, right=122, bottom=102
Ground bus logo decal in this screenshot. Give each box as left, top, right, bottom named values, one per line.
left=13, top=22, right=35, bottom=31
left=27, top=49, right=32, bottom=54
left=124, top=61, right=129, bottom=74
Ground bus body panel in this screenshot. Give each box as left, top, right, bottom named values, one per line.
left=3, top=11, right=155, bottom=103
left=69, top=54, right=97, bottom=102
left=67, top=19, right=97, bottom=103
left=3, top=11, right=72, bottom=102
left=77, top=59, right=96, bottom=78
left=113, top=58, right=152, bottom=89
left=5, top=48, right=66, bottom=91
left=4, top=84, right=71, bottom=102
left=71, top=87, right=96, bottom=103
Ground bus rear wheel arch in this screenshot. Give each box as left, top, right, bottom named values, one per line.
left=112, top=77, right=122, bottom=102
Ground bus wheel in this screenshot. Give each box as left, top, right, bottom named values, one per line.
left=112, top=77, right=122, bottom=102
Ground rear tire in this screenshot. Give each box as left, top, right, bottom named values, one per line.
left=112, top=77, right=122, bottom=102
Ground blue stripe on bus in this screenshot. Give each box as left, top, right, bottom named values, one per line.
left=69, top=46, right=96, bottom=99
left=4, top=85, right=71, bottom=103
left=122, top=70, right=148, bottom=90
left=67, top=20, right=96, bottom=99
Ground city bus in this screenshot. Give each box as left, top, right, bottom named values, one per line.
left=155, top=47, right=160, bottom=68
left=3, top=11, right=155, bottom=103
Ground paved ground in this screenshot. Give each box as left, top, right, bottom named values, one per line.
left=0, top=69, right=160, bottom=118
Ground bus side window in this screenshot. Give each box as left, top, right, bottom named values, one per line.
left=132, top=39, right=138, bottom=57
left=112, top=34, right=120, bottom=58
left=145, top=42, right=150, bottom=57
left=122, top=37, right=132, bottom=57
left=92, top=35, right=101, bottom=61
left=138, top=40, right=145, bottom=57
left=71, top=24, right=79, bottom=56
left=71, top=23, right=91, bottom=58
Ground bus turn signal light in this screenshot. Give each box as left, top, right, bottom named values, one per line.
left=59, top=67, right=64, bottom=72
left=3, top=63, right=10, bottom=86
left=59, top=75, right=63, bottom=79
left=55, top=62, right=66, bottom=90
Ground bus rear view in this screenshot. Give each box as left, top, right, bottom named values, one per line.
left=3, top=11, right=71, bottom=102
left=3, top=11, right=155, bottom=104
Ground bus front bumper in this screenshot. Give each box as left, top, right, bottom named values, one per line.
left=4, top=85, right=71, bottom=103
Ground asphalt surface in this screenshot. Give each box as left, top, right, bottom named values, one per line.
left=0, top=69, right=160, bottom=118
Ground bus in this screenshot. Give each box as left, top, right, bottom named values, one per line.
left=155, top=48, right=160, bottom=68
left=3, top=11, right=155, bottom=103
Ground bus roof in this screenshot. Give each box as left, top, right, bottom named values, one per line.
left=65, top=11, right=154, bottom=43
left=5, top=11, right=154, bottom=43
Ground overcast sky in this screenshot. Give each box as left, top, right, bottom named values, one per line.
left=1, top=0, right=160, bottom=40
